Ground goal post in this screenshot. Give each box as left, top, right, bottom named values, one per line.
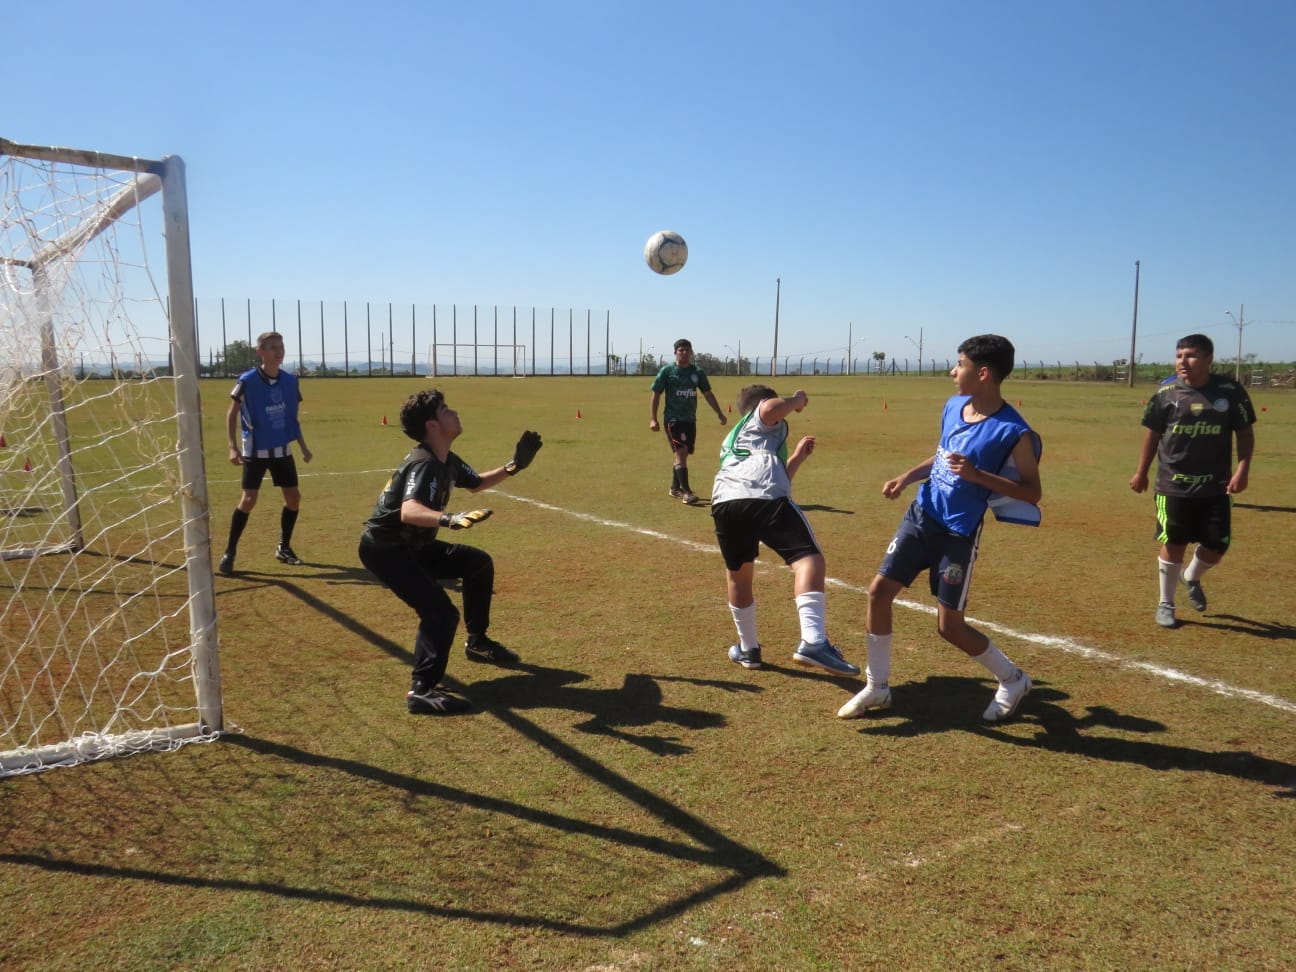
left=0, top=137, right=222, bottom=776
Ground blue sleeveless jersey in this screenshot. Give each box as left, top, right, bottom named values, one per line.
left=918, top=396, right=1036, bottom=536
left=235, top=368, right=301, bottom=454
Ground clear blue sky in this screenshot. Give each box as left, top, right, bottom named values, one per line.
left=8, top=0, right=1293, bottom=368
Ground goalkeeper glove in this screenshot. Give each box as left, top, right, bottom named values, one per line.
left=505, top=430, right=543, bottom=475
left=439, top=509, right=493, bottom=530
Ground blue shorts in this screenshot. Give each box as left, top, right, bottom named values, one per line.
left=878, top=500, right=981, bottom=611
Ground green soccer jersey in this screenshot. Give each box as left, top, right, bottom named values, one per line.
left=651, top=363, right=712, bottom=423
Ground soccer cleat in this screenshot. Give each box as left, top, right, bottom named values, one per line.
left=1182, top=575, right=1207, bottom=613
left=275, top=544, right=303, bottom=565
left=792, top=640, right=861, bottom=676
left=727, top=644, right=762, bottom=669
left=837, top=684, right=892, bottom=718
left=681, top=491, right=700, bottom=505
left=465, top=635, right=520, bottom=665
left=1155, top=602, right=1177, bottom=628
left=407, top=687, right=472, bottom=715
left=983, top=670, right=1032, bottom=723
left=669, top=487, right=684, bottom=499
left=217, top=552, right=235, bottom=576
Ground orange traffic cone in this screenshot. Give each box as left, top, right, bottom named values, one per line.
left=0, top=434, right=6, bottom=448
left=381, top=415, right=388, bottom=426
left=883, top=400, right=888, bottom=411
left=23, top=458, right=32, bottom=472
left=577, top=409, right=582, bottom=419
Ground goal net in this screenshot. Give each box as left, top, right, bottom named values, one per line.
left=0, top=138, right=222, bottom=776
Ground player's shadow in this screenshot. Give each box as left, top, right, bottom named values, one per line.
left=1172, top=613, right=1296, bottom=640
left=1233, top=502, right=1296, bottom=514
left=466, top=664, right=760, bottom=756
left=838, top=674, right=1296, bottom=798
left=797, top=503, right=854, bottom=515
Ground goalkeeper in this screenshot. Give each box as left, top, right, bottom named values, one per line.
left=358, top=389, right=543, bottom=715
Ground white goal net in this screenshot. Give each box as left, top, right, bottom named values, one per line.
left=0, top=138, right=222, bottom=776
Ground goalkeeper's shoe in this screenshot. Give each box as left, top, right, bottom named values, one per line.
left=275, top=544, right=303, bottom=565
left=465, top=635, right=520, bottom=665
left=218, top=552, right=235, bottom=576
left=407, top=687, right=472, bottom=715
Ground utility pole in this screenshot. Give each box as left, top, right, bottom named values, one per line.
left=1127, top=260, right=1140, bottom=388
left=1226, top=305, right=1245, bottom=381
left=771, top=277, right=781, bottom=377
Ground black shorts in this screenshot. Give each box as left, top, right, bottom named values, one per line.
left=241, top=455, right=299, bottom=491
left=664, top=420, right=698, bottom=456
left=712, top=496, right=822, bottom=571
left=1155, top=493, right=1231, bottom=551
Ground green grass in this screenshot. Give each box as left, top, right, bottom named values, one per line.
left=2, top=375, right=1294, bottom=970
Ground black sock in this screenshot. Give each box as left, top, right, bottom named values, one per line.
left=227, top=508, right=249, bottom=554
left=280, top=507, right=299, bottom=546
left=678, top=467, right=691, bottom=492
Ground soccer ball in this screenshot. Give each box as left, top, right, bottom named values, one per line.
left=644, top=230, right=688, bottom=275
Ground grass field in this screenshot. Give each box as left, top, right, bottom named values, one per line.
left=2, top=374, right=1294, bottom=970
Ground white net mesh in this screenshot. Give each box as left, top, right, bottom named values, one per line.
left=0, top=142, right=221, bottom=775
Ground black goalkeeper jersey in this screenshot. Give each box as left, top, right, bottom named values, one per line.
left=360, top=445, right=483, bottom=548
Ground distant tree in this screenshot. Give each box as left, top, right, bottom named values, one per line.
left=221, top=340, right=257, bottom=373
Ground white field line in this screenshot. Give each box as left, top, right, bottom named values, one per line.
left=503, top=493, right=1296, bottom=716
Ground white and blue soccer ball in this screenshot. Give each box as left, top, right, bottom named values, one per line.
left=644, top=230, right=688, bottom=275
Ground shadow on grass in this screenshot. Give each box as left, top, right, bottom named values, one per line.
left=1176, top=613, right=1296, bottom=640
left=201, top=573, right=785, bottom=932
left=1233, top=502, right=1296, bottom=514
left=797, top=503, right=855, bottom=515
left=1, top=723, right=781, bottom=936
left=844, top=675, right=1296, bottom=798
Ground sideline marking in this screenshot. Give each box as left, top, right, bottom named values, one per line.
left=505, top=494, right=1296, bottom=716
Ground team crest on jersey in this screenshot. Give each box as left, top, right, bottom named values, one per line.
left=1189, top=402, right=1204, bottom=416
left=942, top=562, right=965, bottom=585
left=691, top=374, right=700, bottom=386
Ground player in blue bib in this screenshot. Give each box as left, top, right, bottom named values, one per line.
left=838, top=334, right=1042, bottom=724
left=218, top=331, right=313, bottom=575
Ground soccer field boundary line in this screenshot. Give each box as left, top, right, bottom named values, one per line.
left=501, top=494, right=1296, bottom=716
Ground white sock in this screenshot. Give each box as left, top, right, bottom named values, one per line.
left=729, top=602, right=758, bottom=651
left=975, top=640, right=1020, bottom=683
left=1158, top=558, right=1179, bottom=604
left=866, top=632, right=892, bottom=686
left=795, top=591, right=826, bottom=644
left=1182, top=550, right=1215, bottom=583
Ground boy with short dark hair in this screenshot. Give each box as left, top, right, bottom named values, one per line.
left=358, top=389, right=542, bottom=714
left=219, top=331, right=312, bottom=575
left=649, top=337, right=726, bottom=504
left=711, top=383, right=859, bottom=677
left=1129, top=333, right=1256, bottom=627
left=839, top=333, right=1041, bottom=723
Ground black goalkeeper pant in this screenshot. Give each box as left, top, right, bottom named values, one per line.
left=358, top=540, right=495, bottom=690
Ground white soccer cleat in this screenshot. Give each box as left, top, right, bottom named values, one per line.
left=982, top=670, right=1032, bottom=723
left=837, top=683, right=892, bottom=718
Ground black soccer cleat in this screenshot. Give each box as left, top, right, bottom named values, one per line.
left=274, top=544, right=303, bottom=565
left=217, top=552, right=235, bottom=576
left=407, top=687, right=472, bottom=715
left=465, top=635, right=520, bottom=665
